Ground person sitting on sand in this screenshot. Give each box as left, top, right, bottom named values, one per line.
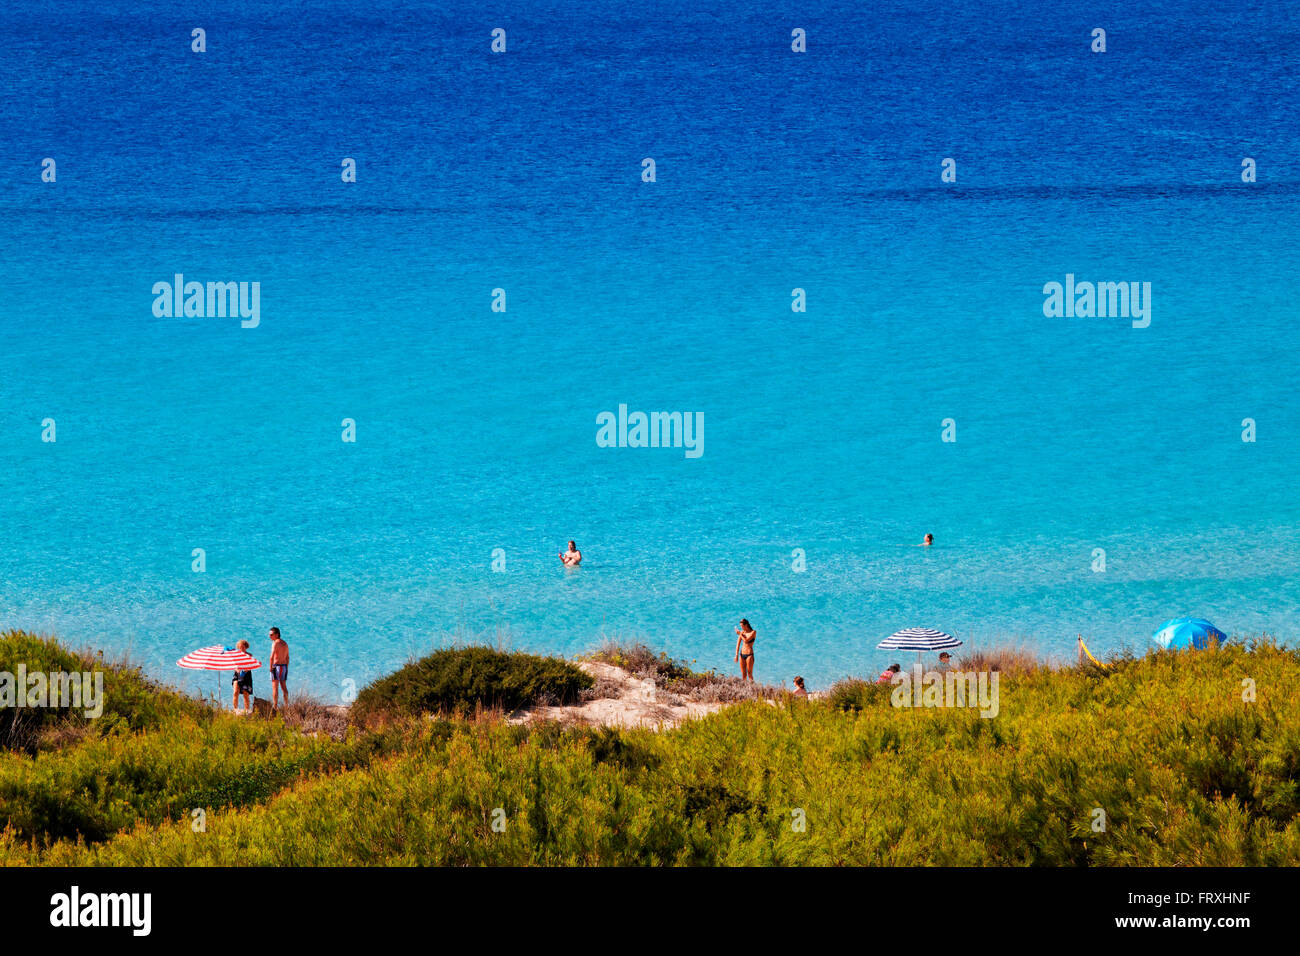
left=877, top=663, right=901, bottom=684
left=937, top=651, right=954, bottom=672
left=921, top=533, right=933, bottom=546
left=734, top=618, right=757, bottom=682
left=559, top=540, right=582, bottom=567
left=231, top=640, right=253, bottom=713
left=792, top=676, right=808, bottom=697
left=268, top=627, right=289, bottom=713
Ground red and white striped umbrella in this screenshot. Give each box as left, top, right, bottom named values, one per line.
left=177, top=645, right=263, bottom=670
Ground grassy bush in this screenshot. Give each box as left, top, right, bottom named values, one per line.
left=277, top=695, right=349, bottom=741
left=957, top=644, right=1044, bottom=675
left=350, top=646, right=593, bottom=722
left=584, top=641, right=781, bottom=701
left=0, top=631, right=203, bottom=751
left=825, top=677, right=894, bottom=711
left=584, top=642, right=700, bottom=684
left=0, top=708, right=416, bottom=850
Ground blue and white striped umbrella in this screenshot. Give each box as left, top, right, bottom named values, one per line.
left=877, top=627, right=963, bottom=652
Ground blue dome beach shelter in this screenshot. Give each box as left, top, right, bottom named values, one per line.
left=1151, top=617, right=1226, bottom=650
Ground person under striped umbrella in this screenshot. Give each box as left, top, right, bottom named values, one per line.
left=177, top=644, right=263, bottom=707
left=877, top=627, right=963, bottom=673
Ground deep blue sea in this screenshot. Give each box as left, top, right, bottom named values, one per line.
left=1, top=0, right=1297, bottom=700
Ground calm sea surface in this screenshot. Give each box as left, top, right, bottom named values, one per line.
left=1, top=1, right=1297, bottom=698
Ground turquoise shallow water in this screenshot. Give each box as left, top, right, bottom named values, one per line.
left=0, top=1, right=1297, bottom=698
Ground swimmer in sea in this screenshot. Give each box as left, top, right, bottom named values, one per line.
left=921, top=533, right=933, bottom=546
left=559, top=540, right=582, bottom=567
left=734, top=618, right=756, bottom=681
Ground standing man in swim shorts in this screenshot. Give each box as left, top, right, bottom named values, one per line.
left=268, top=626, right=290, bottom=713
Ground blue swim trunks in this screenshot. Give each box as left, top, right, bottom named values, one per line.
left=271, top=664, right=289, bottom=682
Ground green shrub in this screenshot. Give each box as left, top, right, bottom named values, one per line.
left=351, top=646, right=593, bottom=722
left=0, top=710, right=414, bottom=849
left=582, top=641, right=779, bottom=700
left=5, top=634, right=1300, bottom=867
left=584, top=642, right=701, bottom=684
left=0, top=631, right=204, bottom=751
left=825, top=677, right=892, bottom=711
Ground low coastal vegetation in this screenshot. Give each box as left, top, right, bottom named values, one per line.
left=0, top=630, right=200, bottom=751
left=2, top=632, right=1298, bottom=865
left=582, top=641, right=781, bottom=703
left=350, top=646, right=593, bottom=724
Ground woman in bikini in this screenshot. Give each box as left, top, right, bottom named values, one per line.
left=734, top=618, right=757, bottom=681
